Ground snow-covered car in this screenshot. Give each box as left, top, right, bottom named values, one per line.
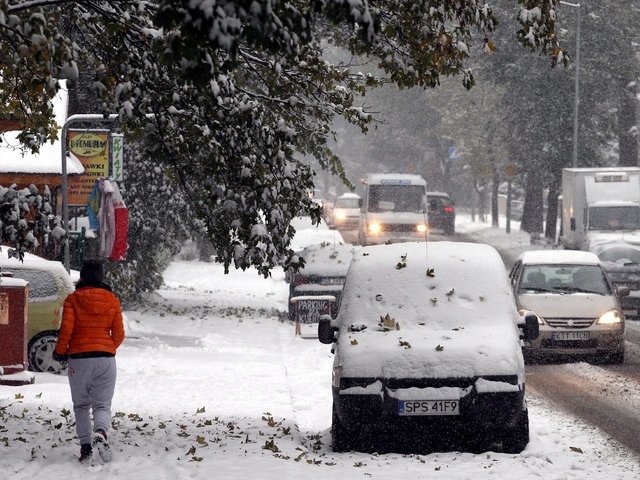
left=286, top=243, right=357, bottom=322
left=0, top=249, right=74, bottom=374
left=318, top=242, right=538, bottom=454
left=509, top=250, right=628, bottom=364
left=583, top=239, right=640, bottom=320
left=329, top=193, right=361, bottom=229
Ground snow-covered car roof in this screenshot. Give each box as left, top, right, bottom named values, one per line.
left=336, top=241, right=524, bottom=380
left=0, top=248, right=74, bottom=291
left=583, top=232, right=640, bottom=248
left=426, top=191, right=450, bottom=197
left=335, top=192, right=361, bottom=200
left=517, top=250, right=601, bottom=266
left=296, top=243, right=358, bottom=277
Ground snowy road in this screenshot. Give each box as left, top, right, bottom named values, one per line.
left=525, top=321, right=640, bottom=456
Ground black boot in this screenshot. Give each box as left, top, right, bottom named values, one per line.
left=79, top=443, right=92, bottom=463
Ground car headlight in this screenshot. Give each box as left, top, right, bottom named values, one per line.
left=334, top=210, right=346, bottom=220
left=416, top=224, right=427, bottom=233
left=368, top=222, right=381, bottom=234
left=597, top=309, right=622, bottom=325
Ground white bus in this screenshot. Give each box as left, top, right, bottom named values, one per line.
left=358, top=173, right=428, bottom=246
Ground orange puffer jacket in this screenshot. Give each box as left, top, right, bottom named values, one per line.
left=55, top=286, right=125, bottom=355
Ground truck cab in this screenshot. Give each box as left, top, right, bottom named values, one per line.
left=358, top=174, right=428, bottom=246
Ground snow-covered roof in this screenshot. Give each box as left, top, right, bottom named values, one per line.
left=518, top=250, right=601, bottom=265
left=297, top=243, right=358, bottom=277
left=336, top=241, right=524, bottom=380
left=0, top=83, right=84, bottom=175
left=336, top=192, right=361, bottom=199
left=0, top=247, right=74, bottom=296
left=365, top=173, right=426, bottom=185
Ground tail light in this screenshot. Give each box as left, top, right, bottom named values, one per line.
left=444, top=206, right=454, bottom=213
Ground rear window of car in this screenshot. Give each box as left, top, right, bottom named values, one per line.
left=427, top=195, right=452, bottom=209
left=9, top=269, right=61, bottom=303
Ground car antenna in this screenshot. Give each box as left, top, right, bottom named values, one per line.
left=423, top=208, right=429, bottom=257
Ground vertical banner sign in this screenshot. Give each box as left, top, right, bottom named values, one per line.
left=68, top=130, right=110, bottom=206
left=110, top=133, right=124, bottom=182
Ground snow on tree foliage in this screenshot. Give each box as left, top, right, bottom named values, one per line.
left=0, top=0, right=566, bottom=276
left=0, top=185, right=52, bottom=261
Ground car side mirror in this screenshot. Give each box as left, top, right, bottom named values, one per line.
left=617, top=286, right=630, bottom=298
left=318, top=315, right=338, bottom=344
left=523, top=312, right=540, bottom=341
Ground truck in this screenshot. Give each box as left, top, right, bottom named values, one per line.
left=560, top=167, right=640, bottom=250
left=358, top=173, right=428, bottom=246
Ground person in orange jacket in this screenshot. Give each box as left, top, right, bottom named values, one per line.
left=54, top=258, right=125, bottom=464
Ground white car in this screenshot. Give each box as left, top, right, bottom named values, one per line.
left=319, top=242, right=538, bottom=454
left=509, top=250, right=628, bottom=364
left=330, top=193, right=361, bottom=229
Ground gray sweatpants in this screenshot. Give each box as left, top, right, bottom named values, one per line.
left=68, top=357, right=117, bottom=446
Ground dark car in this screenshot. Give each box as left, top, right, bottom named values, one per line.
left=286, top=243, right=357, bottom=322
left=427, top=192, right=455, bottom=235
left=584, top=238, right=640, bottom=320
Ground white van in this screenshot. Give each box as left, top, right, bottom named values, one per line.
left=358, top=174, right=428, bottom=246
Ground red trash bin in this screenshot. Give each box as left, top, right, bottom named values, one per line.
left=0, top=276, right=34, bottom=386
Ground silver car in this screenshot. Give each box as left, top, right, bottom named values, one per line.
left=509, top=250, right=629, bottom=364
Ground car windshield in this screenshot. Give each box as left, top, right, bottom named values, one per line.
left=519, top=264, right=611, bottom=295
left=596, top=245, right=640, bottom=265
left=588, top=206, right=640, bottom=231
left=368, top=185, right=425, bottom=213
left=335, top=198, right=360, bottom=208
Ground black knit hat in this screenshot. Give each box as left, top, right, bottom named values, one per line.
left=80, top=258, right=104, bottom=284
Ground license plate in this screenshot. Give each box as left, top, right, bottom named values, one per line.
left=552, top=331, right=590, bottom=341
left=398, top=400, right=460, bottom=416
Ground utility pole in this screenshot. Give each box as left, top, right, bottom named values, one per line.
left=560, top=1, right=581, bottom=168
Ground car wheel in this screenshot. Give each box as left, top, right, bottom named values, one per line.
left=28, top=331, right=67, bottom=374
left=501, top=404, right=529, bottom=454
left=332, top=404, right=355, bottom=452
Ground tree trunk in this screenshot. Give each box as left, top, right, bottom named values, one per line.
left=619, top=86, right=638, bottom=167
left=521, top=170, right=544, bottom=234
left=545, top=179, right=560, bottom=242
left=491, top=167, right=499, bottom=227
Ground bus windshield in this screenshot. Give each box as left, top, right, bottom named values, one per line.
left=368, top=185, right=426, bottom=213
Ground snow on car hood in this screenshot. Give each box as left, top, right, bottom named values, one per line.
left=518, top=293, right=617, bottom=319
left=335, top=242, right=524, bottom=381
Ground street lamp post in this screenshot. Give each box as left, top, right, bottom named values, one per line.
left=560, top=1, right=581, bottom=168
